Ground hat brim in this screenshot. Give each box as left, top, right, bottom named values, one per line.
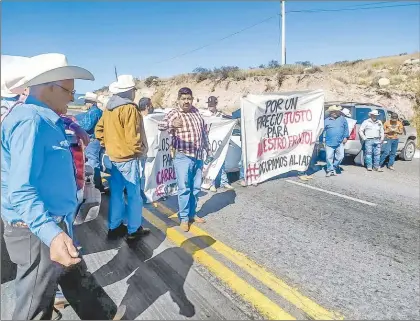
left=109, top=82, right=135, bottom=94
left=1, top=90, right=19, bottom=98
left=368, top=112, right=379, bottom=116
left=8, top=65, right=94, bottom=91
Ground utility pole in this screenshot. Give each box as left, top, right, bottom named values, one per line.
left=281, top=0, right=286, bottom=65
left=114, top=65, right=118, bottom=81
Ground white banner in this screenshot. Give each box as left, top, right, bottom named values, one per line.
left=143, top=112, right=236, bottom=202
left=241, top=90, right=325, bottom=185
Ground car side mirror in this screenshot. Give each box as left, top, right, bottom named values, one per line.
left=402, top=120, right=410, bottom=126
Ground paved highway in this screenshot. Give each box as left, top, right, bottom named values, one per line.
left=1, top=145, right=419, bottom=319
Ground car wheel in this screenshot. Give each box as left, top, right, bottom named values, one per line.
left=400, top=140, right=416, bottom=161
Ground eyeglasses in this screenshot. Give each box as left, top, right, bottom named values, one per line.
left=53, top=83, right=76, bottom=96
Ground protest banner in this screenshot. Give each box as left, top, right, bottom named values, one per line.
left=143, top=112, right=236, bottom=202
left=240, top=90, right=325, bottom=185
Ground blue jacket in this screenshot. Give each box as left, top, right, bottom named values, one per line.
left=75, top=104, right=103, bottom=138
left=1, top=96, right=78, bottom=246
left=324, top=115, right=349, bottom=147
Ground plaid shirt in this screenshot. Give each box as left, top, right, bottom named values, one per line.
left=158, top=106, right=210, bottom=159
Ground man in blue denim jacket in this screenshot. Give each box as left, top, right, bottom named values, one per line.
left=323, top=105, right=349, bottom=177
left=75, top=92, right=104, bottom=191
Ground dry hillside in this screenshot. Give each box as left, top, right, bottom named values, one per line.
left=95, top=52, right=420, bottom=134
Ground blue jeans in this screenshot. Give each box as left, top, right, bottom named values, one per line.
left=173, top=153, right=203, bottom=223
left=325, top=144, right=344, bottom=173
left=364, top=139, right=382, bottom=169
left=214, top=162, right=229, bottom=187
left=239, top=155, right=245, bottom=180
left=380, top=138, right=399, bottom=167
left=85, top=139, right=103, bottom=189
left=109, top=159, right=143, bottom=233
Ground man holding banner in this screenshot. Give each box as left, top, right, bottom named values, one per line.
left=158, top=87, right=211, bottom=232
left=201, top=96, right=235, bottom=192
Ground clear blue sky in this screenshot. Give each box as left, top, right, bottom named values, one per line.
left=2, top=1, right=419, bottom=93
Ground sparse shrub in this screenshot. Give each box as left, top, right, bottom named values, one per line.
left=276, top=73, right=286, bottom=88
left=212, top=66, right=240, bottom=80
left=265, top=83, right=275, bottom=92
left=145, top=76, right=159, bottom=87
left=336, top=76, right=349, bottom=84
left=399, top=52, right=408, bottom=56
left=258, top=64, right=265, bottom=69
left=151, top=88, right=165, bottom=107
left=193, top=67, right=212, bottom=82
left=295, top=61, right=313, bottom=67
left=305, top=66, right=322, bottom=74
left=335, top=59, right=363, bottom=67
left=268, top=60, right=280, bottom=69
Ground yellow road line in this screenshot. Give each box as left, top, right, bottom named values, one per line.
left=153, top=202, right=344, bottom=320
left=142, top=209, right=295, bottom=320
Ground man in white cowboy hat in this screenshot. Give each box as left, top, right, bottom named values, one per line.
left=323, top=105, right=349, bottom=177
left=1, top=53, right=94, bottom=319
left=75, top=91, right=105, bottom=191
left=1, top=55, right=30, bottom=118
left=95, top=75, right=150, bottom=242
left=359, top=109, right=385, bottom=172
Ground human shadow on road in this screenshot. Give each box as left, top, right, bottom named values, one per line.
left=59, top=259, right=120, bottom=320
left=197, top=190, right=237, bottom=219
left=120, top=235, right=216, bottom=320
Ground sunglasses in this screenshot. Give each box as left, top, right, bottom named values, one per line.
left=53, top=83, right=76, bottom=96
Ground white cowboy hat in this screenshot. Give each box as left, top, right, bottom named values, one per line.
left=1, top=55, right=30, bottom=97
left=369, top=109, right=380, bottom=116
left=327, top=105, right=342, bottom=112
left=341, top=108, right=351, bottom=118
left=6, top=53, right=94, bottom=92
left=80, top=91, right=98, bottom=102
left=109, top=75, right=136, bottom=94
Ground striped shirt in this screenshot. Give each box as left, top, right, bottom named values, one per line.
left=158, top=106, right=210, bottom=159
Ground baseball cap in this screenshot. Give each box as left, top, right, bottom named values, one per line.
left=207, top=96, right=218, bottom=107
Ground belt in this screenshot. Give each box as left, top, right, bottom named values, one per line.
left=9, top=215, right=64, bottom=229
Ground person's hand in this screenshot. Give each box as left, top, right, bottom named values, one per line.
left=50, top=232, right=81, bottom=267
left=172, top=117, right=183, bottom=128
left=342, top=138, right=348, bottom=144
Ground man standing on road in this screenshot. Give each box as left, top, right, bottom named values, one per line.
left=95, top=75, right=150, bottom=241
left=201, top=96, right=235, bottom=192
left=75, top=92, right=104, bottom=191
left=1, top=53, right=93, bottom=320
left=359, top=109, right=385, bottom=172
left=323, top=105, right=349, bottom=177
left=158, top=87, right=211, bottom=232
left=380, top=112, right=403, bottom=170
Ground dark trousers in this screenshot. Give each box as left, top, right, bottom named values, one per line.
left=3, top=220, right=119, bottom=320
left=3, top=221, right=63, bottom=320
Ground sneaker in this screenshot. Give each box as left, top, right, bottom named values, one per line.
left=326, top=171, right=334, bottom=177
left=367, top=168, right=373, bottom=171
left=180, top=221, right=189, bottom=232
left=239, top=180, right=246, bottom=187
left=223, top=184, right=234, bottom=190
left=388, top=166, right=395, bottom=170
left=126, top=226, right=151, bottom=242
left=209, top=185, right=217, bottom=192
left=374, top=168, right=384, bottom=172
left=190, top=216, right=206, bottom=224
left=298, top=175, right=310, bottom=181
left=107, top=223, right=128, bottom=240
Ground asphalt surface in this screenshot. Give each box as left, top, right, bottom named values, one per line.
left=1, top=152, right=419, bottom=320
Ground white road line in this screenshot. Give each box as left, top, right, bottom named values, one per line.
left=285, top=179, right=377, bottom=207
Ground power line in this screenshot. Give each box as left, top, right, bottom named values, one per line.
left=151, top=2, right=419, bottom=67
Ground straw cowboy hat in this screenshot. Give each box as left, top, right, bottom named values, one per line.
left=80, top=91, right=98, bottom=102
left=6, top=53, right=94, bottom=93
left=341, top=108, right=351, bottom=118
left=327, top=105, right=342, bottom=112
left=1, top=55, right=30, bottom=97
left=109, top=75, right=136, bottom=94
left=369, top=109, right=380, bottom=116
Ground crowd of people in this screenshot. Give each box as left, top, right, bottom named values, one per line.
left=0, top=52, right=406, bottom=320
